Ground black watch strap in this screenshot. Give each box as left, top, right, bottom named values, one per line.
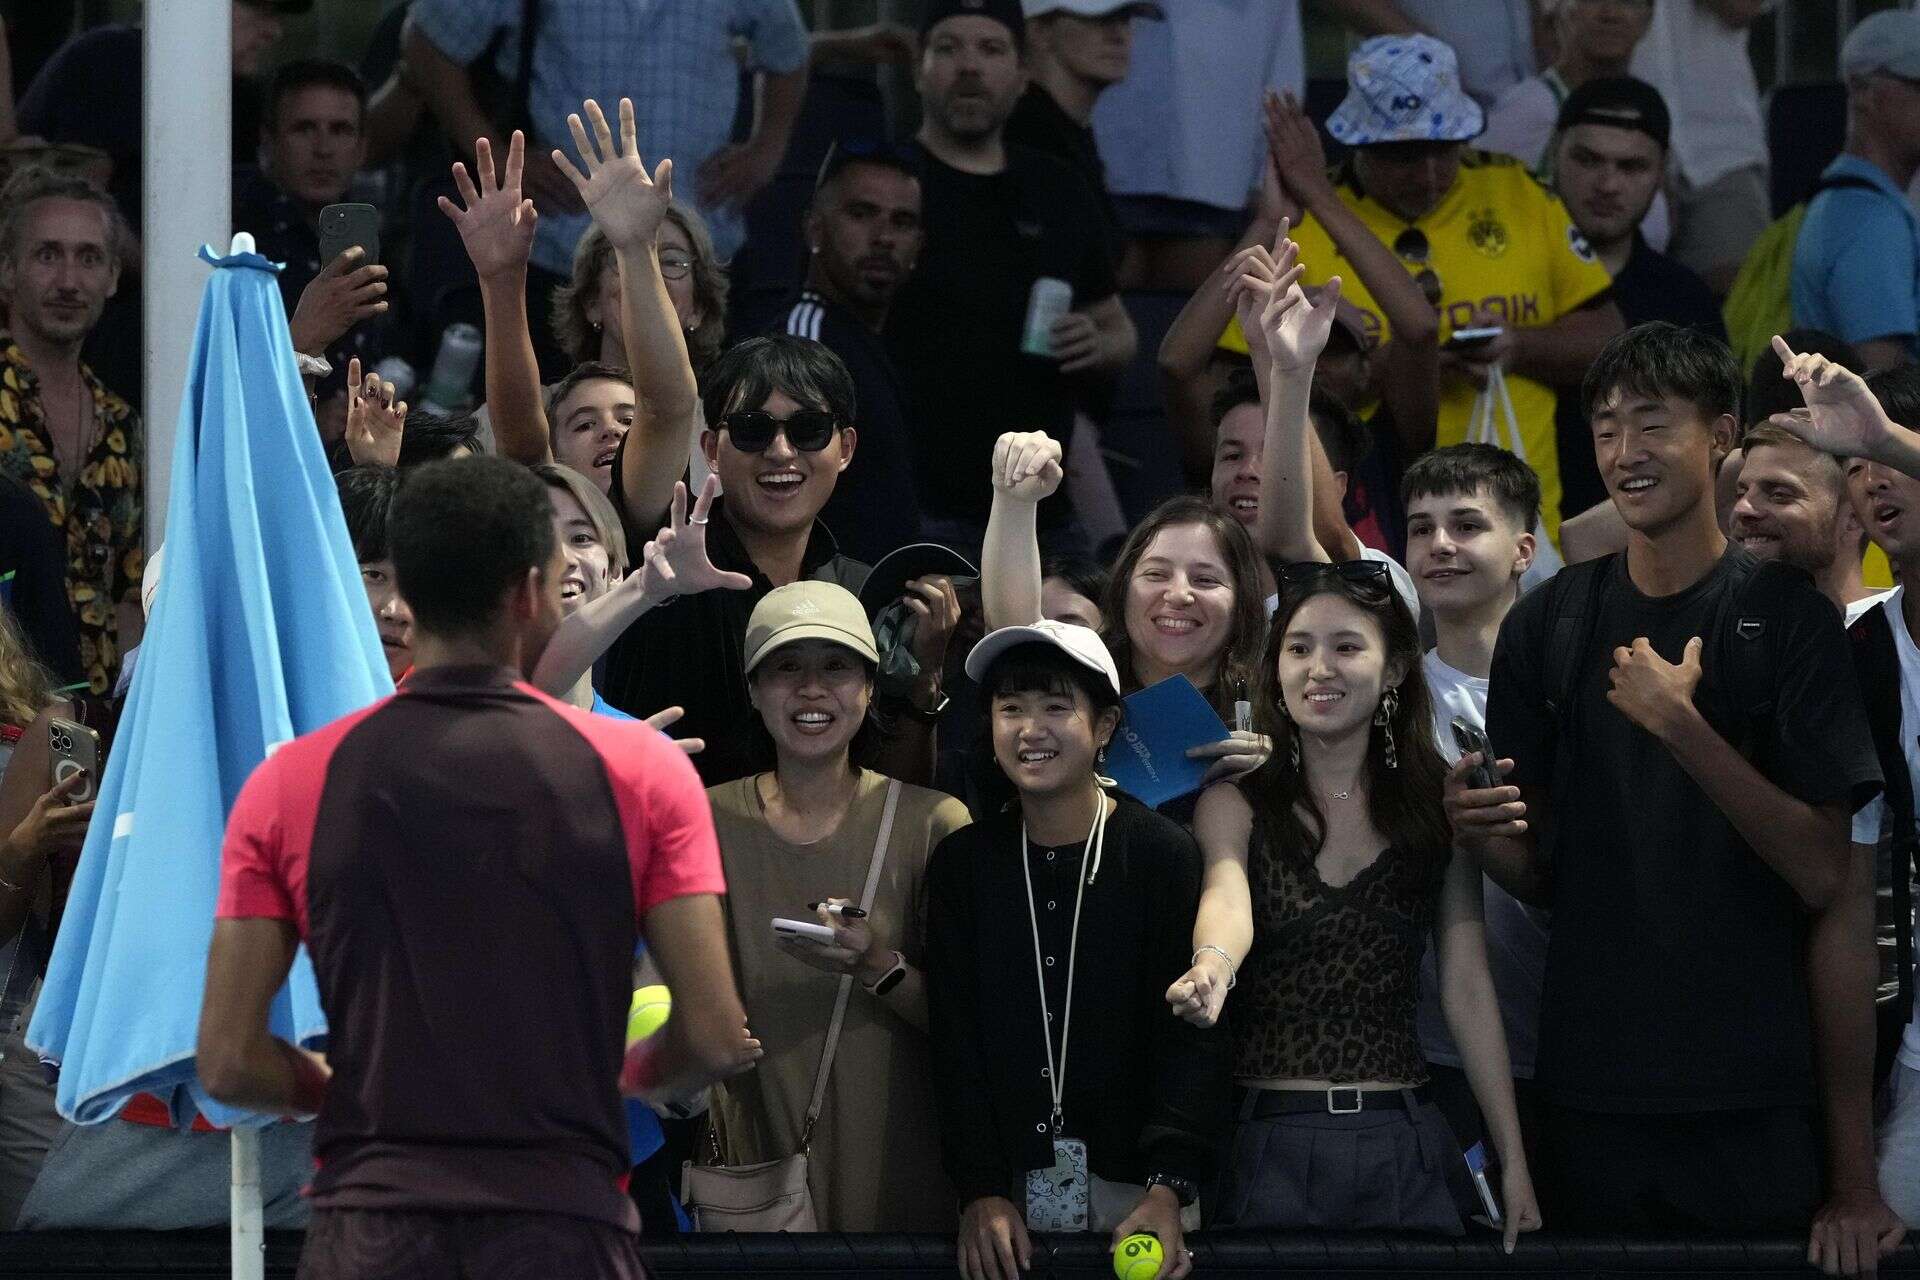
left=886, top=689, right=950, bottom=724
left=1145, top=1172, right=1198, bottom=1208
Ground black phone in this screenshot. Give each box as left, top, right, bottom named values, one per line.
left=318, top=203, right=380, bottom=267
left=1449, top=717, right=1498, bottom=790
left=1443, top=325, right=1504, bottom=352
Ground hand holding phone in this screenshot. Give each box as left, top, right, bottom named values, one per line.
left=318, top=203, right=381, bottom=267
left=48, top=717, right=100, bottom=804
left=1449, top=717, right=1499, bottom=790
left=771, top=917, right=837, bottom=945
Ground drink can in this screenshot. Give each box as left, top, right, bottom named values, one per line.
left=1021, top=277, right=1074, bottom=358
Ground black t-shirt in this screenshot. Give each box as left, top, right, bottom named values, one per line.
left=885, top=142, right=1119, bottom=527
left=1554, top=236, right=1727, bottom=518
left=1486, top=548, right=1882, bottom=1111
left=1003, top=86, right=1122, bottom=268
left=768, top=290, right=921, bottom=563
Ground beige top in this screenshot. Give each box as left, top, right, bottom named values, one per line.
left=707, top=769, right=971, bottom=1232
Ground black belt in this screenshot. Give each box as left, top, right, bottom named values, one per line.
left=1239, top=1085, right=1433, bottom=1119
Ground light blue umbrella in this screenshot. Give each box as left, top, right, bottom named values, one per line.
left=25, top=235, right=393, bottom=1130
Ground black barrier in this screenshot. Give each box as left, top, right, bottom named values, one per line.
left=3, top=1232, right=1920, bottom=1279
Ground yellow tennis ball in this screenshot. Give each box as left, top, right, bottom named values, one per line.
left=1113, top=1232, right=1163, bottom=1280
left=627, top=985, right=671, bottom=1046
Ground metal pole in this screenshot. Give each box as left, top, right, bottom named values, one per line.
left=229, top=1128, right=265, bottom=1280
left=143, top=0, right=233, bottom=548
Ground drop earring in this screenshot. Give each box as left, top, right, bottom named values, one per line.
left=1374, top=688, right=1399, bottom=771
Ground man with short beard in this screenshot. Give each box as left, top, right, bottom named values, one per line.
left=886, top=0, right=1135, bottom=560
left=1728, top=422, right=1880, bottom=620
left=0, top=168, right=140, bottom=694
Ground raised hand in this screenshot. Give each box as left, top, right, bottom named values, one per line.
left=642, top=706, right=705, bottom=757
left=288, top=246, right=387, bottom=358
left=991, top=431, right=1064, bottom=504
left=552, top=97, right=673, bottom=253
left=1224, top=223, right=1304, bottom=368
left=1263, top=273, right=1344, bottom=374
left=632, top=476, right=753, bottom=602
left=344, top=357, right=406, bottom=467
left=1770, top=334, right=1901, bottom=461
left=1264, top=89, right=1334, bottom=206
left=438, top=131, right=538, bottom=283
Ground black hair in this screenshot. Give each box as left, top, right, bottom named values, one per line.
left=389, top=457, right=556, bottom=637
left=264, top=59, right=368, bottom=133
left=1400, top=442, right=1543, bottom=534
left=333, top=463, right=400, bottom=563
left=1040, top=554, right=1109, bottom=612
left=1208, top=367, right=1370, bottom=473
left=550, top=360, right=633, bottom=415
left=1581, top=321, right=1743, bottom=424
left=980, top=641, right=1123, bottom=722
left=1745, top=329, right=1860, bottom=431
left=1245, top=577, right=1452, bottom=889
left=397, top=410, right=485, bottom=468
left=1870, top=364, right=1920, bottom=431
left=701, top=333, right=858, bottom=430
left=813, top=139, right=922, bottom=194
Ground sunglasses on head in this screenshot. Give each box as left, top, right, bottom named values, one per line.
left=1392, top=227, right=1444, bottom=310
left=1278, top=559, right=1393, bottom=598
left=719, top=409, right=840, bottom=453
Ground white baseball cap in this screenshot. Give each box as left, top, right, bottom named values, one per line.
left=1022, top=0, right=1165, bottom=19
left=964, top=620, right=1121, bottom=697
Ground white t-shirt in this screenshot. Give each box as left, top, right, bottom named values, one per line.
left=1414, top=650, right=1551, bottom=1076
left=1262, top=546, right=1421, bottom=624
left=1630, top=0, right=1772, bottom=188
left=1847, top=588, right=1920, bottom=1069
left=1848, top=588, right=1899, bottom=628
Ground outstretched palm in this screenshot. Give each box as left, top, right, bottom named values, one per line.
left=636, top=477, right=752, bottom=601
left=438, top=132, right=537, bottom=282
left=553, top=97, right=673, bottom=253
left=1769, top=334, right=1893, bottom=459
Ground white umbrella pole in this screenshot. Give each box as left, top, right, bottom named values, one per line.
left=230, top=1128, right=264, bottom=1280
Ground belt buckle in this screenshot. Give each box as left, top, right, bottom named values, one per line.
left=1327, top=1086, right=1362, bottom=1114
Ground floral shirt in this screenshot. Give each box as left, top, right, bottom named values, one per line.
left=0, top=336, right=142, bottom=694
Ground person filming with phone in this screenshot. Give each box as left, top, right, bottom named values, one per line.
left=695, top=582, right=971, bottom=1232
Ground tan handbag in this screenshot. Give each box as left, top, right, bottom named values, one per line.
left=682, top=780, right=902, bottom=1232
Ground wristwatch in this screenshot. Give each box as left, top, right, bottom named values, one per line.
left=884, top=688, right=950, bottom=725
left=1145, top=1172, right=1199, bottom=1208
left=862, top=950, right=908, bottom=996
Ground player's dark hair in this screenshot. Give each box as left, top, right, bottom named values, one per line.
left=1581, top=320, right=1742, bottom=424
left=980, top=641, right=1122, bottom=722
left=550, top=361, right=632, bottom=417
left=1868, top=364, right=1920, bottom=431
left=703, top=333, right=858, bottom=430
left=1208, top=366, right=1370, bottom=472
left=1400, top=442, right=1542, bottom=534
left=333, top=464, right=400, bottom=564
left=389, top=457, right=556, bottom=636
left=397, top=409, right=485, bottom=468
left=1040, top=554, right=1109, bottom=613
left=264, top=59, right=368, bottom=132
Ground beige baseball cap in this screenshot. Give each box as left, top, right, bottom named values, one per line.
left=743, top=581, right=881, bottom=675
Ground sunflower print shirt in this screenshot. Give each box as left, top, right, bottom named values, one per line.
left=0, top=336, right=142, bottom=694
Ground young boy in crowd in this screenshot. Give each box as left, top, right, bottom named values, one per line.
left=926, top=622, right=1226, bottom=1280
left=1452, top=324, right=1888, bottom=1258
left=333, top=464, right=412, bottom=682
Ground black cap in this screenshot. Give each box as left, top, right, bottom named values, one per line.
left=1554, top=76, right=1671, bottom=151
left=921, top=0, right=1025, bottom=44
left=857, top=543, right=979, bottom=619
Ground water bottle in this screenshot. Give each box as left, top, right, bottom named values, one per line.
left=1021, top=277, right=1074, bottom=359
left=420, top=323, right=483, bottom=414
left=373, top=356, right=416, bottom=405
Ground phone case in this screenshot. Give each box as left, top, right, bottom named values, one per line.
left=47, top=718, right=99, bottom=804
left=1025, top=1137, right=1089, bottom=1232
left=771, top=918, right=835, bottom=943
left=318, top=203, right=380, bottom=267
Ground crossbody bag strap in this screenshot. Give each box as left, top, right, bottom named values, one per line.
left=799, top=779, right=902, bottom=1151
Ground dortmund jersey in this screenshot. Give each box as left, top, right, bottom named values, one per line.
left=1223, top=152, right=1613, bottom=541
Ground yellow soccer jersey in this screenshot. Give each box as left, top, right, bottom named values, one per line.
left=1222, top=152, right=1614, bottom=541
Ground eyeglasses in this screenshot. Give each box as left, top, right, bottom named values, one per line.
left=719, top=409, right=840, bottom=453
left=658, top=252, right=694, bottom=281
left=1392, top=227, right=1444, bottom=310
left=1277, top=559, right=1393, bottom=599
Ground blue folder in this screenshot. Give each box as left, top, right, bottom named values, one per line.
left=1104, top=675, right=1232, bottom=808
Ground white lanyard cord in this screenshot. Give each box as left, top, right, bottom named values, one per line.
left=1020, top=792, right=1110, bottom=1137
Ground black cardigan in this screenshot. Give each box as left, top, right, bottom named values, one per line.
left=924, top=796, right=1229, bottom=1206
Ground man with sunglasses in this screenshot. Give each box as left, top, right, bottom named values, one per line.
left=771, top=144, right=926, bottom=564
left=1790, top=10, right=1920, bottom=376
left=1275, top=34, right=1622, bottom=546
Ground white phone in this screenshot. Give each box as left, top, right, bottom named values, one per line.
left=771, top=917, right=836, bottom=944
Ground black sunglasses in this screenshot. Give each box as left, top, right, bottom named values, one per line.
left=1393, top=227, right=1444, bottom=310
left=1278, top=559, right=1393, bottom=597
left=719, top=409, right=840, bottom=453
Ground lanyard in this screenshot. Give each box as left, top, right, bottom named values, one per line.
left=1019, top=794, right=1110, bottom=1139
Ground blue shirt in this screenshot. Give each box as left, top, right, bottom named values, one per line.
left=1791, top=154, right=1920, bottom=354
left=410, top=0, right=809, bottom=271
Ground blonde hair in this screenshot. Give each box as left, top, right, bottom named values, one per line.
left=532, top=462, right=630, bottom=577
left=550, top=202, right=729, bottom=372
left=0, top=607, right=57, bottom=732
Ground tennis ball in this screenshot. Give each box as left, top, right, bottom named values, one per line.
left=1113, top=1232, right=1163, bottom=1280
left=627, top=985, right=671, bottom=1046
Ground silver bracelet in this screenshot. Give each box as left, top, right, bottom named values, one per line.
left=1192, top=944, right=1237, bottom=989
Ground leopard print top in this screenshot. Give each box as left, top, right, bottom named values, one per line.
left=1234, top=809, right=1437, bottom=1085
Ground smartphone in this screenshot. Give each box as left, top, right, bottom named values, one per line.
left=47, top=716, right=100, bottom=804
left=1449, top=717, right=1499, bottom=790
left=318, top=202, right=380, bottom=267
left=771, top=917, right=836, bottom=944
left=1444, top=325, right=1505, bottom=351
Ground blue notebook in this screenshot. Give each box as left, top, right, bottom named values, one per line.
left=1104, top=675, right=1232, bottom=808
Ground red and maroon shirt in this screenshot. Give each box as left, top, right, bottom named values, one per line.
left=216, top=665, right=724, bottom=1229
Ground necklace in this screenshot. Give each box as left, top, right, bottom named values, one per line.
left=1328, top=788, right=1353, bottom=801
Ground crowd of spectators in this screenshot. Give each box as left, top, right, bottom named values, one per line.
left=3, top=2, right=1920, bottom=1278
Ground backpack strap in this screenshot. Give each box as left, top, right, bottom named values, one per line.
left=1541, top=556, right=1614, bottom=818
left=1711, top=555, right=1798, bottom=750
left=1850, top=602, right=1916, bottom=1078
